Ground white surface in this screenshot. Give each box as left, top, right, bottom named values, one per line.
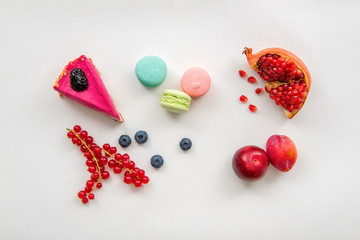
left=1, top=0, right=360, bottom=239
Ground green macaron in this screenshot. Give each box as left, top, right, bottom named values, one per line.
left=160, top=89, right=191, bottom=113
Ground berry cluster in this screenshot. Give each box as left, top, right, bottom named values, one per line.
left=66, top=125, right=149, bottom=204
left=104, top=146, right=149, bottom=187
left=265, top=80, right=307, bottom=112
left=257, top=54, right=304, bottom=82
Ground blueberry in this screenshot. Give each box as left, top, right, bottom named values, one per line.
left=180, top=138, right=192, bottom=151
left=135, top=130, right=148, bottom=144
left=70, top=68, right=89, bottom=92
left=151, top=155, right=164, bottom=168
left=118, top=135, right=131, bottom=147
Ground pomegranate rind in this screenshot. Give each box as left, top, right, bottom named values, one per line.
left=243, top=47, right=311, bottom=119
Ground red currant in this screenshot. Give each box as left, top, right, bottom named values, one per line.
left=67, top=131, right=75, bottom=138
left=94, top=147, right=102, bottom=157
left=73, top=125, right=81, bottom=133
left=124, top=176, right=133, bottom=184
left=99, top=156, right=108, bottom=166
left=82, top=197, right=88, bottom=204
left=86, top=159, right=95, bottom=167
left=113, top=166, right=122, bottom=174
left=96, top=183, right=102, bottom=189
left=141, top=176, right=149, bottom=184
left=134, top=179, right=142, bottom=187
left=122, top=161, right=130, bottom=168
left=101, top=171, right=110, bottom=179
left=108, top=159, right=116, bottom=168
left=72, top=137, right=79, bottom=145
left=78, top=190, right=86, bottom=199
left=79, top=131, right=88, bottom=139
left=122, top=154, right=130, bottom=161
left=114, top=153, right=122, bottom=161
left=124, top=171, right=131, bottom=177
left=128, top=161, right=135, bottom=169
left=80, top=144, right=88, bottom=153
left=88, top=166, right=96, bottom=173
left=89, top=143, right=97, bottom=150
left=109, top=147, right=117, bottom=154
left=138, top=169, right=145, bottom=178
left=102, top=143, right=110, bottom=151
left=85, top=136, right=94, bottom=144
left=86, top=180, right=94, bottom=188
left=88, top=194, right=95, bottom=200
left=91, top=172, right=100, bottom=181
left=84, top=152, right=92, bottom=159
left=84, top=186, right=92, bottom=193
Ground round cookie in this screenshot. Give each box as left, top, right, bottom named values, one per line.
left=135, top=56, right=167, bottom=87
left=160, top=89, right=191, bottom=113
left=181, top=67, right=211, bottom=97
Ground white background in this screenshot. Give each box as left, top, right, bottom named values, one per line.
left=1, top=0, right=360, bottom=239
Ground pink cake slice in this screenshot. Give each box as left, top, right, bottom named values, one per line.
left=53, top=55, right=124, bottom=122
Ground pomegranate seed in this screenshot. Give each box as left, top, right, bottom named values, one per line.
left=239, top=95, right=248, bottom=103
left=255, top=88, right=263, bottom=94
left=247, top=76, right=257, bottom=84
left=239, top=70, right=247, bottom=78
left=249, top=104, right=257, bottom=112
left=300, top=91, right=307, bottom=99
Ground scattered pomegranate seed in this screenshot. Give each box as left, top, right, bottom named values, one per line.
left=255, top=88, right=263, bottom=94
left=239, top=70, right=247, bottom=78
left=239, top=95, right=248, bottom=103
left=249, top=104, right=257, bottom=112
left=247, top=76, right=257, bottom=84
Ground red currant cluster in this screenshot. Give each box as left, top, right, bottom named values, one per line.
left=66, top=125, right=149, bottom=204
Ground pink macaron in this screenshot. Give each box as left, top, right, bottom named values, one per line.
left=181, top=67, right=211, bottom=97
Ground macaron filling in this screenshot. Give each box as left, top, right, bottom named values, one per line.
left=160, top=90, right=191, bottom=113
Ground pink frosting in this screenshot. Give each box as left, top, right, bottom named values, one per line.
left=53, top=55, right=123, bottom=122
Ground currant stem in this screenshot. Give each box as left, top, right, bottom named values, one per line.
left=101, top=148, right=136, bottom=176
left=67, top=128, right=102, bottom=196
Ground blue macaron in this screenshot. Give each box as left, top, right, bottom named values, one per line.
left=135, top=56, right=167, bottom=87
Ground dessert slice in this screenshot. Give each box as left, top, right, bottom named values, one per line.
left=53, top=55, right=124, bottom=122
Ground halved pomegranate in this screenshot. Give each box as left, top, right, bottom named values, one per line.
left=243, top=47, right=311, bottom=119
